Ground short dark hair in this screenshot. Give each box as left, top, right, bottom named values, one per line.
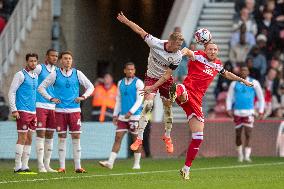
left=25, top=53, right=38, bottom=61
left=59, top=51, right=73, bottom=59
left=124, top=62, right=135, bottom=69
left=46, top=48, right=57, bottom=56
left=204, top=41, right=217, bottom=49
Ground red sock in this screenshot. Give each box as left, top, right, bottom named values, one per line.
left=176, top=84, right=185, bottom=96
left=185, top=132, right=203, bottom=167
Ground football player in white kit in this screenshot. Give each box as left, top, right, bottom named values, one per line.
left=117, top=12, right=184, bottom=153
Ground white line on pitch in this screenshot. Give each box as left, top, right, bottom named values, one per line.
left=0, top=162, right=283, bottom=184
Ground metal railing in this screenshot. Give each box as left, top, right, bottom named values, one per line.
left=0, top=0, right=42, bottom=88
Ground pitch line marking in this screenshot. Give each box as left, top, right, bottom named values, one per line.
left=0, top=162, right=283, bottom=184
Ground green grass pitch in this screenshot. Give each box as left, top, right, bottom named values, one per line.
left=0, top=157, right=283, bottom=189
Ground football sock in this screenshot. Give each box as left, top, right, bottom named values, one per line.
left=72, top=139, right=81, bottom=169
left=58, top=138, right=66, bottom=169
left=44, top=138, right=54, bottom=168
left=108, top=152, right=117, bottom=165
left=21, top=145, right=31, bottom=170
left=36, top=137, right=45, bottom=168
left=133, top=152, right=141, bottom=167
left=15, top=144, right=24, bottom=170
left=185, top=132, right=203, bottom=167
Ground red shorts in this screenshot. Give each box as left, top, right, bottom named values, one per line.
left=233, top=115, right=254, bottom=128
left=144, top=75, right=173, bottom=99
left=36, top=108, right=56, bottom=131
left=116, top=120, right=139, bottom=134
left=176, top=90, right=204, bottom=122
left=16, top=111, right=37, bottom=132
left=55, top=112, right=82, bottom=134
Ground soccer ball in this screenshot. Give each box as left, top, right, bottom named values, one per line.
left=194, top=28, right=212, bottom=45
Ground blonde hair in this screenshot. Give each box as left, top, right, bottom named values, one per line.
left=169, top=32, right=184, bottom=42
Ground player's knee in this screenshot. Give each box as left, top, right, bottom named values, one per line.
left=36, top=130, right=45, bottom=138
left=143, top=100, right=153, bottom=113
left=45, top=130, right=54, bottom=139
left=17, top=134, right=26, bottom=145
left=236, top=131, right=242, bottom=138
left=114, top=135, right=123, bottom=143
left=71, top=133, right=80, bottom=139
left=163, top=99, right=172, bottom=107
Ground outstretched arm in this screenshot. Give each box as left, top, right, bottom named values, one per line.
left=221, top=70, right=253, bottom=87
left=181, top=47, right=195, bottom=60
left=117, top=11, right=147, bottom=39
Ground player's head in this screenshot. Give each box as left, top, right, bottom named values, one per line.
left=124, top=62, right=136, bottom=78
left=239, top=64, right=250, bottom=79
left=45, top=49, right=58, bottom=65
left=25, top=53, right=38, bottom=70
left=204, top=42, right=218, bottom=61
left=168, top=32, right=184, bottom=52
left=59, top=51, right=73, bottom=69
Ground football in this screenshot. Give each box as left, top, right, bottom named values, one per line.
left=194, top=28, right=212, bottom=45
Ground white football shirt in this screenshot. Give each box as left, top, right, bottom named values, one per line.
left=144, top=34, right=182, bottom=79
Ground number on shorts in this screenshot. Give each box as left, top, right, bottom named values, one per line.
left=248, top=116, right=254, bottom=123
left=129, top=121, right=138, bottom=130
left=77, top=119, right=81, bottom=126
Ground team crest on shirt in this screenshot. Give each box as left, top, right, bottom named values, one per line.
left=203, top=65, right=213, bottom=76
left=168, top=57, right=174, bottom=63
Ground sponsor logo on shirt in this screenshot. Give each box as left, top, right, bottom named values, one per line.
left=203, top=65, right=213, bottom=76
left=152, top=57, right=167, bottom=67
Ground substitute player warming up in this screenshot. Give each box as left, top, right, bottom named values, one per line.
left=8, top=53, right=39, bottom=173
left=38, top=51, right=94, bottom=173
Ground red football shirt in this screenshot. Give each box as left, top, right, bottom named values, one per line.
left=183, top=50, right=224, bottom=104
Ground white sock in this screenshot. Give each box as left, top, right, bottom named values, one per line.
left=58, top=138, right=66, bottom=169
left=108, top=152, right=117, bottom=165
left=237, top=145, right=243, bottom=160
left=183, top=165, right=190, bottom=172
left=21, top=145, right=31, bottom=170
left=165, top=130, right=171, bottom=138
left=15, top=144, right=24, bottom=170
left=245, top=147, right=251, bottom=159
left=72, top=139, right=81, bottom=169
left=36, top=137, right=45, bottom=168
left=133, top=153, right=141, bottom=167
left=44, top=139, right=53, bottom=168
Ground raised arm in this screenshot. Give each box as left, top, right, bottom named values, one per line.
left=117, top=11, right=147, bottom=39
left=221, top=70, right=253, bottom=87
left=181, top=47, right=195, bottom=60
